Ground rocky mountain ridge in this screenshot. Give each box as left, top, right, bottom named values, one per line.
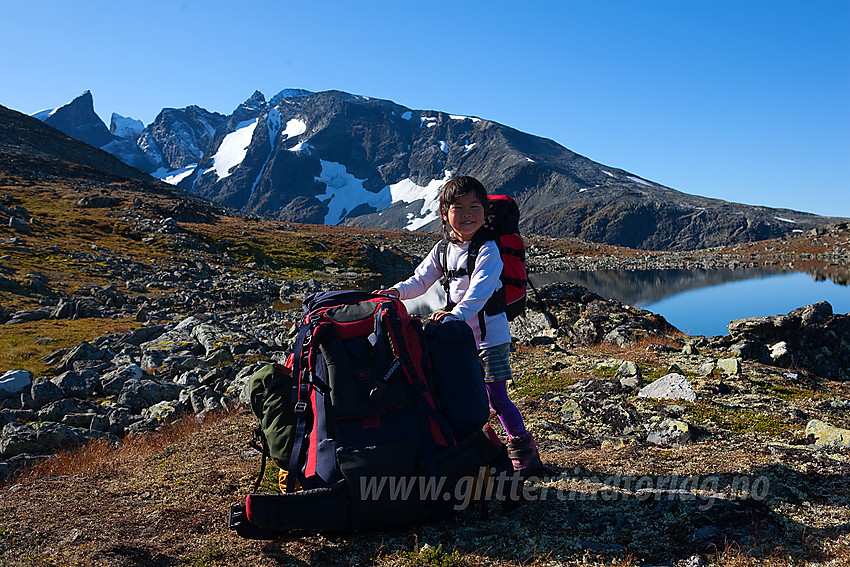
left=30, top=90, right=842, bottom=251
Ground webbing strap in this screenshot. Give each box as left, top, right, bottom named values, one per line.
left=285, top=320, right=316, bottom=493
left=438, top=231, right=501, bottom=340
left=251, top=427, right=268, bottom=492
left=286, top=399, right=309, bottom=492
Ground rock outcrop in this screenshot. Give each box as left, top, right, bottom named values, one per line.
left=713, top=301, right=850, bottom=381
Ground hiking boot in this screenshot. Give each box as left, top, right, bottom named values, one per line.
left=507, top=432, right=543, bottom=477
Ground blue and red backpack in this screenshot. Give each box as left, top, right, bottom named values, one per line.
left=229, top=290, right=512, bottom=538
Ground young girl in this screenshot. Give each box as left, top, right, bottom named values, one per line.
left=376, top=176, right=542, bottom=475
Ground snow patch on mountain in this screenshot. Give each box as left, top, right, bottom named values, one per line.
left=31, top=108, right=58, bottom=121
left=450, top=115, right=481, bottom=122
left=211, top=118, right=258, bottom=180
left=33, top=93, right=79, bottom=121
left=464, top=140, right=476, bottom=152
left=137, top=132, right=163, bottom=168
left=110, top=113, right=144, bottom=138
left=388, top=173, right=450, bottom=231
left=627, top=176, right=653, bottom=187
left=315, top=161, right=392, bottom=225
left=439, top=141, right=449, bottom=153
left=266, top=108, right=282, bottom=142
left=289, top=141, right=314, bottom=154
left=775, top=216, right=797, bottom=223
left=314, top=161, right=450, bottom=230
left=281, top=118, right=307, bottom=139
left=248, top=109, right=283, bottom=202
left=420, top=116, right=437, bottom=128
left=153, top=164, right=197, bottom=185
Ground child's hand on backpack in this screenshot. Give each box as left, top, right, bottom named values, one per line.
left=429, top=310, right=453, bottom=323
left=373, top=288, right=399, bottom=297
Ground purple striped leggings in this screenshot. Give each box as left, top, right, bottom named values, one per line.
left=484, top=380, right=527, bottom=438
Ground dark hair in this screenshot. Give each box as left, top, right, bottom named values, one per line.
left=439, top=176, right=489, bottom=241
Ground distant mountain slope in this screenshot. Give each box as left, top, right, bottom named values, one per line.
left=28, top=90, right=842, bottom=250
left=0, top=103, right=150, bottom=184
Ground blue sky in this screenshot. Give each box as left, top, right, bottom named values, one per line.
left=3, top=0, right=848, bottom=217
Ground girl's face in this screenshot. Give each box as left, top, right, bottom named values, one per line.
left=443, top=192, right=485, bottom=242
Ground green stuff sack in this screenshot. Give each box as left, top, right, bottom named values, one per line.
left=247, top=363, right=305, bottom=470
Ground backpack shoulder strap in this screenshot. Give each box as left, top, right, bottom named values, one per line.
left=468, top=229, right=498, bottom=341
left=437, top=238, right=449, bottom=276
left=467, top=228, right=496, bottom=276
left=437, top=239, right=453, bottom=295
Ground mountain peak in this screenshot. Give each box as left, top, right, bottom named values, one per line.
left=39, top=90, right=113, bottom=148
left=270, top=88, right=314, bottom=105
left=238, top=91, right=267, bottom=112
left=109, top=113, right=144, bottom=138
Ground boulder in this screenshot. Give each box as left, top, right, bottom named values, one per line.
left=716, top=357, right=741, bottom=377
left=725, top=301, right=850, bottom=380
left=645, top=417, right=696, bottom=447
left=615, top=361, right=642, bottom=390
left=0, top=370, right=32, bottom=399
left=118, top=379, right=183, bottom=413
left=0, top=422, right=101, bottom=460
left=30, top=377, right=65, bottom=407
left=100, top=364, right=144, bottom=395
left=600, top=402, right=636, bottom=435
left=142, top=400, right=183, bottom=422
left=54, top=341, right=109, bottom=374
left=37, top=398, right=102, bottom=423
left=806, top=419, right=850, bottom=448
left=51, top=369, right=99, bottom=398
left=637, top=373, right=697, bottom=402
left=8, top=217, right=31, bottom=234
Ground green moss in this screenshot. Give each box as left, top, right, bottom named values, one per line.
left=686, top=403, right=799, bottom=436
left=181, top=544, right=228, bottom=567
left=640, top=365, right=668, bottom=383
left=257, top=462, right=282, bottom=493
left=510, top=370, right=577, bottom=398
left=593, top=365, right=617, bottom=378
left=763, top=384, right=819, bottom=401
left=388, top=544, right=468, bottom=567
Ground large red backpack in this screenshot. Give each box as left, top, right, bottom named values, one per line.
left=229, top=290, right=510, bottom=538
left=438, top=194, right=527, bottom=339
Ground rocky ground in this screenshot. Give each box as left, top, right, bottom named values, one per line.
left=0, top=175, right=848, bottom=566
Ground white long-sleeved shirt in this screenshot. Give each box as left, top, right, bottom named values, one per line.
left=393, top=239, right=510, bottom=349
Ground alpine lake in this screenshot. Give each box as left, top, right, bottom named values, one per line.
left=396, top=267, right=850, bottom=338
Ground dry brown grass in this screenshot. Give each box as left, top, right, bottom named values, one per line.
left=17, top=410, right=233, bottom=484
left=564, top=333, right=688, bottom=371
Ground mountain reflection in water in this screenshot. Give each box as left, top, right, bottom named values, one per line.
left=531, top=268, right=787, bottom=308
left=535, top=268, right=849, bottom=337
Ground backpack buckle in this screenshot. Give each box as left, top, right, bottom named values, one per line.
left=294, top=401, right=308, bottom=414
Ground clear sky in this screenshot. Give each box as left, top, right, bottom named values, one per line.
left=2, top=0, right=848, bottom=217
